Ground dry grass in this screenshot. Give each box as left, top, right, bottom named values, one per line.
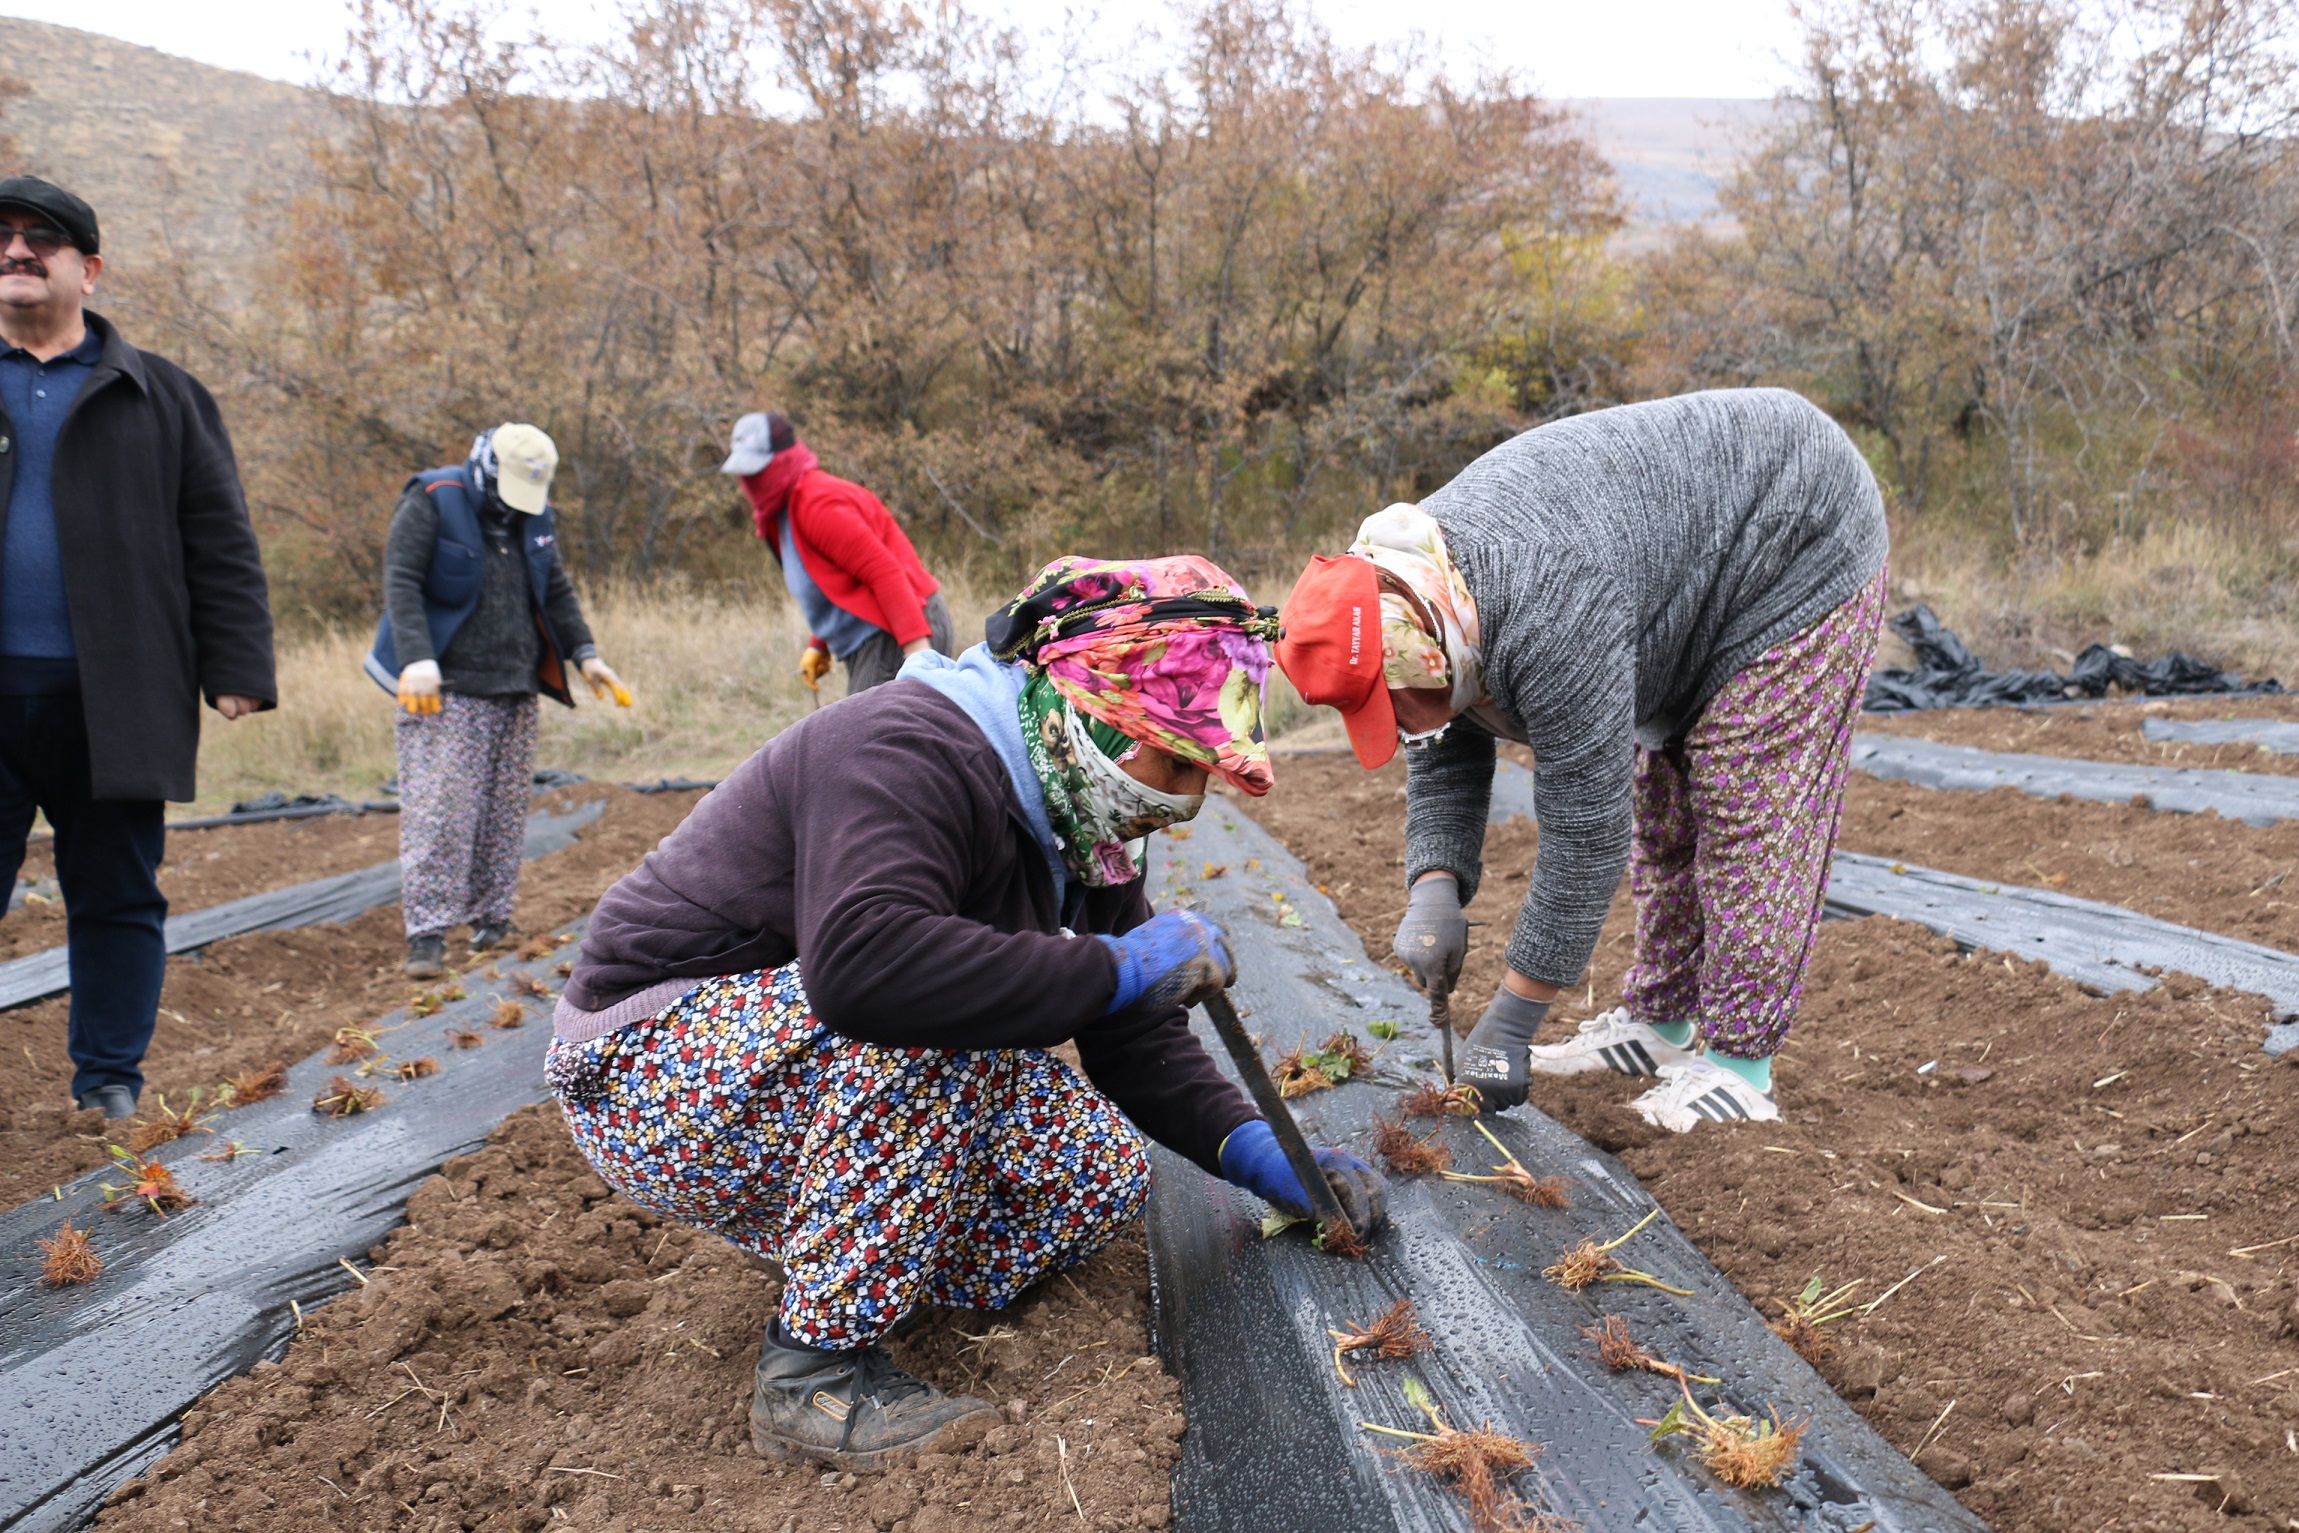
left=1890, top=517, right=2299, bottom=682
left=188, top=578, right=1003, bottom=816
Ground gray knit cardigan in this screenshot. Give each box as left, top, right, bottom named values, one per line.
left=1403, top=388, right=1888, bottom=988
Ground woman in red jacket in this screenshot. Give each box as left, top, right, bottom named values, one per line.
left=722, top=412, right=955, bottom=694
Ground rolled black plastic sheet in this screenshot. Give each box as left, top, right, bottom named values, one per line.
left=0, top=932, right=576, bottom=1532
left=1143, top=806, right=1986, bottom=1532
left=0, top=800, right=604, bottom=1013
left=1865, top=605, right=2276, bottom=712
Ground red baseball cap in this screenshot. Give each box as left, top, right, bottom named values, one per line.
left=1276, top=555, right=1399, bottom=769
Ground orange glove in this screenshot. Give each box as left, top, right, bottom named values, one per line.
left=397, top=660, right=443, bottom=716
left=797, top=644, right=832, bottom=691
left=580, top=656, right=633, bottom=708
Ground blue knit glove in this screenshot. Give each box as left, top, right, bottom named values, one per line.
left=1218, top=1119, right=1387, bottom=1238
left=1096, top=910, right=1236, bottom=1014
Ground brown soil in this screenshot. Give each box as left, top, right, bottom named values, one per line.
left=3, top=810, right=404, bottom=963
left=1838, top=776, right=2299, bottom=948
left=1253, top=752, right=2299, bottom=1533
left=0, top=786, right=703, bottom=1208
left=94, top=1103, right=1180, bottom=1533
left=1862, top=692, right=2299, bottom=778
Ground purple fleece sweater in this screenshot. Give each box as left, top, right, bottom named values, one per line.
left=558, top=680, right=1257, bottom=1174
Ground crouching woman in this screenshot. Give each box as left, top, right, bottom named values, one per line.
left=547, top=556, right=1384, bottom=1470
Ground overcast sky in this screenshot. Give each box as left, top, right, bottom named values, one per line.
left=2, top=0, right=1804, bottom=100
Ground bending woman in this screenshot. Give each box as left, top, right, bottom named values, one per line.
left=1278, top=388, right=1886, bottom=1133
left=549, top=556, right=1382, bottom=1470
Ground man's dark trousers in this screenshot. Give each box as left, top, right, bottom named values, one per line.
left=0, top=688, right=166, bottom=1101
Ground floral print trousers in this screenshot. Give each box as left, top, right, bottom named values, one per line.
left=552, top=962, right=1152, bottom=1349
left=1620, top=569, right=1886, bottom=1061
left=396, top=692, right=537, bottom=940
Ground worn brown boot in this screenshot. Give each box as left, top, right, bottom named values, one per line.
left=749, top=1326, right=996, bottom=1471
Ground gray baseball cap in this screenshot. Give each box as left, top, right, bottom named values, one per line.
left=721, top=411, right=796, bottom=476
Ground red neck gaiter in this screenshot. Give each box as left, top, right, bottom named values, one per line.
left=741, top=442, right=821, bottom=541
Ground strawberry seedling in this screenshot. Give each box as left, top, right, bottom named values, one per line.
left=1643, top=1381, right=1807, bottom=1490
left=406, top=991, right=444, bottom=1019
left=99, top=1147, right=196, bottom=1216
left=1769, top=1275, right=1864, bottom=1365
left=1582, top=1314, right=1718, bottom=1385
left=330, top=1027, right=383, bottom=1063
left=199, top=1140, right=248, bottom=1163
left=489, top=999, right=526, bottom=1029
left=510, top=973, right=552, bottom=999
left=1329, top=1298, right=1431, bottom=1386
left=1442, top=1121, right=1569, bottom=1207
left=1399, top=1080, right=1482, bottom=1119
left=314, top=1075, right=386, bottom=1116
left=222, top=1060, right=289, bottom=1105
left=38, top=1218, right=101, bottom=1286
left=1544, top=1209, right=1693, bottom=1296
left=1371, top=1112, right=1453, bottom=1176
left=124, top=1091, right=217, bottom=1154
left=1362, top=1377, right=1557, bottom=1532
left=394, top=1056, right=440, bottom=1081
left=445, top=1026, right=484, bottom=1049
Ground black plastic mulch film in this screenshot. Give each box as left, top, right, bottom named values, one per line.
left=0, top=801, right=605, bottom=1013
left=1145, top=806, right=1983, bottom=1533
left=1487, top=759, right=2299, bottom=1058
left=0, top=932, right=576, bottom=1532
left=1848, top=733, right=2299, bottom=827
left=1864, top=604, right=2278, bottom=712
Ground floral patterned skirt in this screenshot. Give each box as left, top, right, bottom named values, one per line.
left=1622, top=567, right=1887, bottom=1060
left=549, top=962, right=1152, bottom=1349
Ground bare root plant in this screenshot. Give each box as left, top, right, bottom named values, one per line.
left=1442, top=1120, right=1569, bottom=1206
left=1399, top=1081, right=1482, bottom=1118
left=1644, top=1381, right=1807, bottom=1490
left=125, top=1091, right=217, bottom=1154
left=446, top=1027, right=484, bottom=1049
left=1329, top=1298, right=1432, bottom=1385
left=1363, top=1377, right=1558, bottom=1532
left=394, top=1057, right=440, bottom=1081
left=222, top=1060, right=289, bottom=1105
left=490, top=999, right=526, bottom=1030
left=331, top=1027, right=383, bottom=1062
left=100, top=1148, right=196, bottom=1216
left=511, top=974, right=552, bottom=998
left=314, top=1075, right=386, bottom=1116
left=1371, top=1112, right=1453, bottom=1176
left=1544, top=1209, right=1693, bottom=1296
left=38, top=1218, right=102, bottom=1286
left=1582, top=1314, right=1718, bottom=1385
left=1769, top=1275, right=1864, bottom=1365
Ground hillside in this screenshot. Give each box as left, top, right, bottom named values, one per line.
left=0, top=17, right=331, bottom=291
left=0, top=17, right=1763, bottom=273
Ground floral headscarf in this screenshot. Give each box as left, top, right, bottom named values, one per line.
left=987, top=555, right=1281, bottom=887
left=1347, top=504, right=1491, bottom=717
left=987, top=555, right=1281, bottom=795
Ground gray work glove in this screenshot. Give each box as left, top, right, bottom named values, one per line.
left=1458, top=986, right=1550, bottom=1114
left=1392, top=875, right=1468, bottom=994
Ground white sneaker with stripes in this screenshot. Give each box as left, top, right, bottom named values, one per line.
left=1524, top=1008, right=1698, bottom=1079
left=1630, top=1060, right=1779, bottom=1132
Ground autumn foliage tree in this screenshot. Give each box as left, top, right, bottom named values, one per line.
left=142, top=0, right=1625, bottom=616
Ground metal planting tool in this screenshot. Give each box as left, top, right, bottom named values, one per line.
left=1200, top=989, right=1357, bottom=1238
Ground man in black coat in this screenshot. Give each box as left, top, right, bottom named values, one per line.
left=0, top=176, right=276, bottom=1118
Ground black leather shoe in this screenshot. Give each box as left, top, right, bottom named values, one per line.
left=750, top=1328, right=996, bottom=1470
left=74, top=1084, right=137, bottom=1120
left=404, top=934, right=447, bottom=979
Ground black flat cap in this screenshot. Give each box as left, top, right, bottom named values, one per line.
left=0, top=176, right=99, bottom=256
